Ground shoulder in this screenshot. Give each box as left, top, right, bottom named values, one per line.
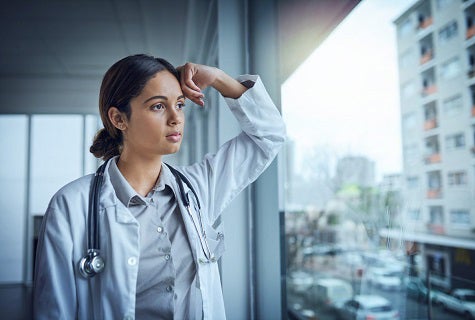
left=48, top=174, right=94, bottom=210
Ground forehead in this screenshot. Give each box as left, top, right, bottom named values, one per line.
left=139, top=70, right=182, bottom=98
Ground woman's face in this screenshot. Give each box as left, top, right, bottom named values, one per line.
left=122, top=70, right=186, bottom=157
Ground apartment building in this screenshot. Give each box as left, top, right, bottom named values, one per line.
left=394, top=0, right=475, bottom=289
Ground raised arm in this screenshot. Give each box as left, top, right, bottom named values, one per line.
left=177, top=62, right=248, bottom=106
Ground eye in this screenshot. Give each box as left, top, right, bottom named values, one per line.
left=176, top=102, right=186, bottom=110
left=151, top=103, right=165, bottom=111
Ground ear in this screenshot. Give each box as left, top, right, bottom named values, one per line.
left=108, top=107, right=127, bottom=130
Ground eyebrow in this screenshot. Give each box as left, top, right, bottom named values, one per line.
left=143, top=95, right=185, bottom=104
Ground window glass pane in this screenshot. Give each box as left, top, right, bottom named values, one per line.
left=85, top=114, right=100, bottom=174
left=281, top=1, right=475, bottom=319
left=0, top=115, right=28, bottom=283
left=30, top=115, right=83, bottom=215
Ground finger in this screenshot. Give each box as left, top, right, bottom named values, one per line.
left=182, top=63, right=202, bottom=92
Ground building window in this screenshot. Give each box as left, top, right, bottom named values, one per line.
left=440, top=56, right=461, bottom=80
left=443, top=94, right=463, bottom=117
left=449, top=209, right=471, bottom=225
left=436, top=0, right=454, bottom=10
left=429, top=206, right=444, bottom=224
left=398, top=18, right=413, bottom=38
left=408, top=208, right=421, bottom=220
left=402, top=112, right=417, bottom=130
left=438, top=21, right=458, bottom=44
left=448, top=171, right=467, bottom=186
left=404, top=144, right=419, bottom=165
left=406, top=176, right=419, bottom=188
left=402, top=80, right=417, bottom=99
left=400, top=49, right=415, bottom=69
left=445, top=132, right=465, bottom=149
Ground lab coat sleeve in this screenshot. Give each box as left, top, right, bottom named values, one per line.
left=33, top=203, right=77, bottom=319
left=183, top=75, right=286, bottom=222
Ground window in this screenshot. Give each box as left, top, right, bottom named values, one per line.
left=448, top=171, right=467, bottom=185
left=0, top=115, right=28, bottom=283
left=402, top=112, right=417, bottom=130
left=450, top=209, right=471, bottom=225
left=408, top=208, right=421, bottom=220
left=400, top=49, right=415, bottom=69
left=398, top=18, right=413, bottom=38
left=282, top=2, right=474, bottom=320
left=445, top=132, right=465, bottom=149
left=0, top=114, right=99, bottom=284
left=404, top=144, right=419, bottom=165
left=402, top=80, right=416, bottom=99
left=427, top=171, right=442, bottom=189
left=436, top=0, right=454, bottom=9
left=438, top=21, right=458, bottom=44
left=429, top=206, right=444, bottom=224
left=440, top=57, right=461, bottom=80
left=443, top=94, right=463, bottom=116
left=406, top=176, right=419, bottom=188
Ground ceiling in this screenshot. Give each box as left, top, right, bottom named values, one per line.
left=0, top=0, right=359, bottom=114
left=0, top=0, right=192, bottom=78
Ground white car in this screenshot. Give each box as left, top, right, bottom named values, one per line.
left=339, top=295, right=400, bottom=320
left=367, top=267, right=403, bottom=290
left=305, top=278, right=353, bottom=310
left=287, top=270, right=314, bottom=295
left=436, top=288, right=475, bottom=319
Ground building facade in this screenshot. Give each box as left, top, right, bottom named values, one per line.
left=394, top=0, right=475, bottom=290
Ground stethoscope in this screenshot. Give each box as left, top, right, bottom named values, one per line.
left=78, top=159, right=215, bottom=278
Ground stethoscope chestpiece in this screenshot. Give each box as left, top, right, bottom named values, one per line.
left=78, top=249, right=105, bottom=278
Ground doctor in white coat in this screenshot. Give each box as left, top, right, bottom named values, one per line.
left=33, top=54, right=285, bottom=320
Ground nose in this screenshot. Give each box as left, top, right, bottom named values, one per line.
left=167, top=107, right=183, bottom=126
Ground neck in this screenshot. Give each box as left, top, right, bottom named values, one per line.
left=116, top=151, right=162, bottom=197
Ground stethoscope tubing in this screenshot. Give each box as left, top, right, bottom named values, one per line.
left=80, top=160, right=215, bottom=278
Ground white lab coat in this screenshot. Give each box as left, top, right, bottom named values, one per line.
left=33, top=75, right=286, bottom=320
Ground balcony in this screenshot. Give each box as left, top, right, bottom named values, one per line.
left=418, top=17, right=433, bottom=30
left=426, top=223, right=445, bottom=234
left=424, top=119, right=437, bottom=130
left=420, top=51, right=433, bottom=65
left=472, top=106, right=475, bottom=116
left=422, top=85, right=437, bottom=96
left=427, top=189, right=442, bottom=198
left=425, top=153, right=441, bottom=164
left=467, top=25, right=475, bottom=39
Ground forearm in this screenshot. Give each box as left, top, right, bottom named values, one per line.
left=212, top=68, right=248, bottom=99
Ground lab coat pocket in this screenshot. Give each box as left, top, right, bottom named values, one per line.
left=204, top=224, right=226, bottom=261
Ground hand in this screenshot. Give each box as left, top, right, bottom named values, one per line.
left=177, top=62, right=219, bottom=107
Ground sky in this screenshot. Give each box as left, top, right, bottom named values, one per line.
left=281, top=0, right=417, bottom=181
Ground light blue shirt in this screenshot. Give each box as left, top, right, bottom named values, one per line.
left=108, top=158, right=201, bottom=319
left=34, top=75, right=286, bottom=320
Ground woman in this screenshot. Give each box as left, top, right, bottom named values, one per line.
left=33, top=54, right=285, bottom=319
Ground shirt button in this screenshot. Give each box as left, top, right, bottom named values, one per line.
left=157, top=226, right=164, bottom=233
left=164, top=254, right=171, bottom=261
left=166, top=285, right=173, bottom=292
left=127, top=257, right=137, bottom=266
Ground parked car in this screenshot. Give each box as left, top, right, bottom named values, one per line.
left=367, top=267, right=403, bottom=290
left=339, top=295, right=400, bottom=320
left=287, top=270, right=314, bottom=295
left=305, top=278, right=353, bottom=310
left=405, top=277, right=429, bottom=303
left=436, top=288, right=475, bottom=319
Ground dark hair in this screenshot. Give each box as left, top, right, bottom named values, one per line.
left=90, top=54, right=179, bottom=160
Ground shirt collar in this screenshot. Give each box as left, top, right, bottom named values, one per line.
left=108, top=158, right=175, bottom=207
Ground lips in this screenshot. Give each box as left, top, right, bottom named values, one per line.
left=166, top=131, right=182, bottom=142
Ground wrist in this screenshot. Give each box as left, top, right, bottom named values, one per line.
left=212, top=69, right=247, bottom=99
